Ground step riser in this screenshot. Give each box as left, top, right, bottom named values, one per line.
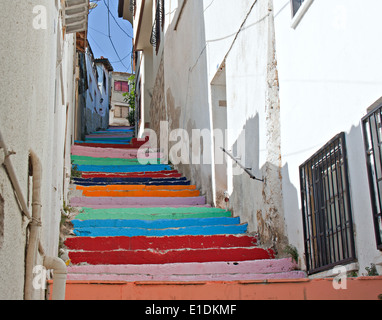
left=67, top=272, right=306, bottom=282
left=80, top=190, right=201, bottom=198
left=76, top=140, right=132, bottom=145
left=85, top=134, right=134, bottom=138
left=76, top=184, right=196, bottom=191
left=79, top=207, right=226, bottom=215
left=68, top=247, right=272, bottom=265
left=73, top=224, right=248, bottom=237
left=72, top=159, right=162, bottom=166
left=74, top=164, right=173, bottom=173
left=74, top=143, right=147, bottom=149
left=70, top=196, right=207, bottom=207
left=67, top=259, right=293, bottom=275
left=71, top=145, right=161, bottom=159
left=75, top=211, right=231, bottom=222
left=72, top=217, right=241, bottom=229
left=81, top=171, right=180, bottom=178
left=73, top=181, right=192, bottom=187
left=65, top=235, right=258, bottom=251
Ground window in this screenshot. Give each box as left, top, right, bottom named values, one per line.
left=362, top=104, right=382, bottom=250
left=115, top=81, right=129, bottom=92
left=300, top=133, right=356, bottom=274
left=290, top=0, right=313, bottom=29
left=291, top=0, right=305, bottom=17
left=114, top=106, right=129, bottom=119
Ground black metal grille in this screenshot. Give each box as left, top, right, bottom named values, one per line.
left=300, top=133, right=356, bottom=275
left=150, top=0, right=164, bottom=53
left=362, top=105, right=382, bottom=250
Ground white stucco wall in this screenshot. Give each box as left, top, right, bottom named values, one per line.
left=0, top=1, right=77, bottom=299
left=273, top=0, right=382, bottom=274
left=132, top=0, right=382, bottom=274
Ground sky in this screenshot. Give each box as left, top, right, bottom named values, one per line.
left=87, top=0, right=134, bottom=73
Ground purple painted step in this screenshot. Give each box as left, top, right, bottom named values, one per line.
left=67, top=258, right=306, bottom=282
left=70, top=196, right=206, bottom=208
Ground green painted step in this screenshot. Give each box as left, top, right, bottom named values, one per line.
left=75, top=207, right=232, bottom=221
left=71, top=155, right=162, bottom=166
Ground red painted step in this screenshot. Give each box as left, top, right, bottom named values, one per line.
left=65, top=235, right=258, bottom=252
left=68, top=247, right=274, bottom=265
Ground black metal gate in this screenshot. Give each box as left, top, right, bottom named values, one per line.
left=362, top=105, right=382, bottom=250
left=300, top=133, right=356, bottom=274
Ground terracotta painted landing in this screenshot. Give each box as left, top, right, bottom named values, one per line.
left=49, top=276, right=382, bottom=300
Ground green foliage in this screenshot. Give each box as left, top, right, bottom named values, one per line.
left=284, top=244, right=299, bottom=264
left=365, top=264, right=379, bottom=276
left=123, top=74, right=136, bottom=127
left=71, top=161, right=81, bottom=179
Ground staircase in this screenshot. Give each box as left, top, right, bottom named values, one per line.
left=63, top=127, right=306, bottom=300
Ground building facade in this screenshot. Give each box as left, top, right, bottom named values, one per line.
left=77, top=47, right=112, bottom=139
left=0, top=0, right=88, bottom=299
left=109, top=71, right=133, bottom=127
left=120, top=0, right=382, bottom=277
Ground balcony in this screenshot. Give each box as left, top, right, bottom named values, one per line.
left=64, top=0, right=89, bottom=34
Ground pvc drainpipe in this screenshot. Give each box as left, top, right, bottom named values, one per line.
left=43, top=256, right=67, bottom=300
left=0, top=130, right=32, bottom=221
left=24, top=151, right=67, bottom=300
left=24, top=150, right=43, bottom=300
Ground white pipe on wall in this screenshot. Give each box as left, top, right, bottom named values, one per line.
left=24, top=151, right=43, bottom=300
left=43, top=256, right=67, bottom=300
left=24, top=151, right=67, bottom=300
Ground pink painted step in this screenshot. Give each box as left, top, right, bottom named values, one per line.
left=70, top=196, right=206, bottom=208
left=68, top=247, right=274, bottom=265
left=65, top=235, right=258, bottom=252
left=67, top=259, right=306, bottom=282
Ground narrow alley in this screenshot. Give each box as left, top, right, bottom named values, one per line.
left=1, top=0, right=382, bottom=303
left=61, top=126, right=305, bottom=299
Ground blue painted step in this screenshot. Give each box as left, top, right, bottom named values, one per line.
left=72, top=217, right=241, bottom=229
left=75, top=140, right=131, bottom=145
left=73, top=224, right=249, bottom=237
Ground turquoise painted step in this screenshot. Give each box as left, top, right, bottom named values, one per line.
left=73, top=224, right=248, bottom=237
left=75, top=140, right=131, bottom=145
left=72, top=217, right=241, bottom=229
left=74, top=164, right=172, bottom=173
left=76, top=207, right=231, bottom=221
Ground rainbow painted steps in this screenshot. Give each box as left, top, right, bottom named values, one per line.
left=65, top=127, right=306, bottom=288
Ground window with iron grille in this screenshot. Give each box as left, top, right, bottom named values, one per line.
left=299, top=133, right=356, bottom=274
left=362, top=104, right=382, bottom=250
left=291, top=0, right=305, bottom=16
left=150, top=0, right=164, bottom=54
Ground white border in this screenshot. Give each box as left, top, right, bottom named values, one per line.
left=291, top=0, right=314, bottom=29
